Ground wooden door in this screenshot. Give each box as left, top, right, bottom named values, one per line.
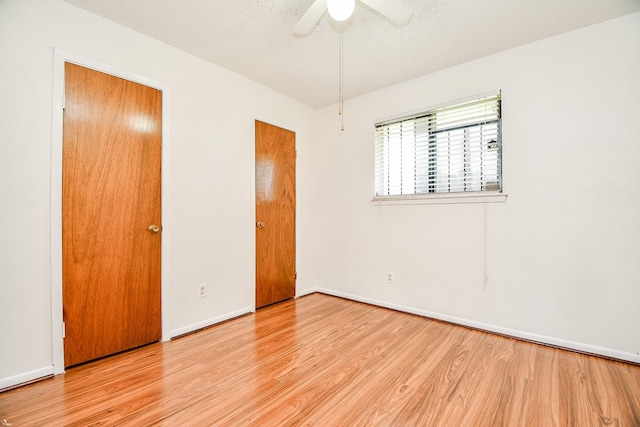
left=62, top=63, right=162, bottom=367
left=255, top=120, right=296, bottom=308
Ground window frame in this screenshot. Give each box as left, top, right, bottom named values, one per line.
left=373, top=92, right=506, bottom=205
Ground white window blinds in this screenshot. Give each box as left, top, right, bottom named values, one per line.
left=374, top=93, right=502, bottom=197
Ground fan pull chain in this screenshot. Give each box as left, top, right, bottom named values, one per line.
left=339, top=22, right=344, bottom=131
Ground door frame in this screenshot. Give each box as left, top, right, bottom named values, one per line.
left=251, top=115, right=298, bottom=311
left=51, top=49, right=171, bottom=374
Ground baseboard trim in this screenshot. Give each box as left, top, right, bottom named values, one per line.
left=296, top=287, right=320, bottom=298
left=315, top=288, right=640, bottom=365
left=169, top=307, right=253, bottom=339
left=0, top=366, right=54, bottom=392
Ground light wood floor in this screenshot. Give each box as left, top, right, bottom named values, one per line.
left=1, top=293, right=639, bottom=426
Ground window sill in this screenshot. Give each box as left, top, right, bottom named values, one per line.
left=372, top=192, right=507, bottom=206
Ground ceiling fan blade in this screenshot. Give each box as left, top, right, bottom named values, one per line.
left=293, top=0, right=328, bottom=35
left=359, top=0, right=413, bottom=25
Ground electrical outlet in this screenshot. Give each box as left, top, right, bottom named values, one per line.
left=386, top=272, right=394, bottom=284
left=198, top=284, right=207, bottom=298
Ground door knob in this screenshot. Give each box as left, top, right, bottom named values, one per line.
left=256, top=221, right=266, bottom=229
left=148, top=224, right=160, bottom=233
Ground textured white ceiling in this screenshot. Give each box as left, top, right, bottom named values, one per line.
left=63, top=0, right=640, bottom=109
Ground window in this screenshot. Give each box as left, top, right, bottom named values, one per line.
left=374, top=93, right=502, bottom=199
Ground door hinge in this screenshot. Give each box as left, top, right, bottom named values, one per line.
left=295, top=271, right=298, bottom=280
left=62, top=94, right=66, bottom=110
left=62, top=322, right=66, bottom=339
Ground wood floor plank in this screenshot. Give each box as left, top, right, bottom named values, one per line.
left=1, top=293, right=639, bottom=426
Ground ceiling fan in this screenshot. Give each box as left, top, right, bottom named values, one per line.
left=293, top=0, right=413, bottom=35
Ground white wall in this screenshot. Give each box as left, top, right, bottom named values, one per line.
left=0, top=0, right=318, bottom=388
left=313, top=12, right=640, bottom=362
